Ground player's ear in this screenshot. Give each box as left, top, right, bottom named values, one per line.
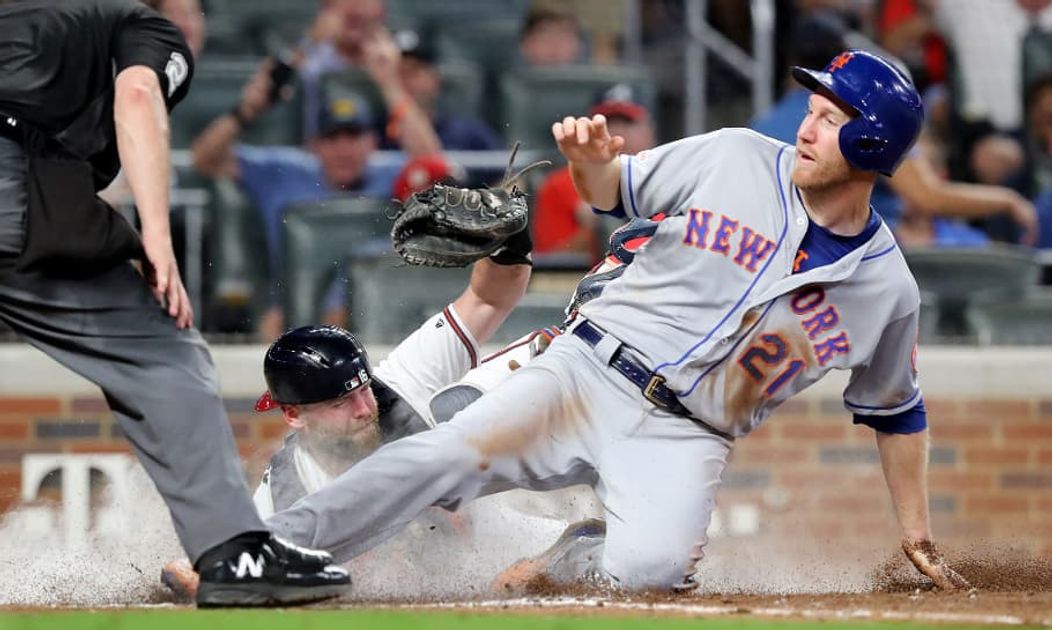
left=282, top=405, right=306, bottom=429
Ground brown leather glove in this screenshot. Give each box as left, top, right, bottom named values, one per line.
left=901, top=538, right=972, bottom=591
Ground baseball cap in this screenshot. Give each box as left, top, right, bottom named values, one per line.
left=392, top=154, right=466, bottom=202
left=589, top=83, right=648, bottom=123
left=316, top=92, right=375, bottom=137
left=394, top=29, right=436, bottom=64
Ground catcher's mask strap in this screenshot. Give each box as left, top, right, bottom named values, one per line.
left=254, top=390, right=279, bottom=412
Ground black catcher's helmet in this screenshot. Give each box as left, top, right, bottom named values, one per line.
left=254, top=325, right=372, bottom=411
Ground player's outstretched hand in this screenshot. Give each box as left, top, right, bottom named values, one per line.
left=552, top=114, right=625, bottom=165
left=902, top=538, right=973, bottom=592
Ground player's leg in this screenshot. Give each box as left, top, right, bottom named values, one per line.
left=596, top=409, right=732, bottom=590
left=266, top=335, right=610, bottom=563
left=0, top=263, right=265, bottom=561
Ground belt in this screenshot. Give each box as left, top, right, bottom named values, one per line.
left=571, top=320, right=733, bottom=440
left=571, top=319, right=693, bottom=416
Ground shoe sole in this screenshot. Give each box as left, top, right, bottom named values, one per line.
left=491, top=518, right=606, bottom=593
left=196, top=582, right=350, bottom=608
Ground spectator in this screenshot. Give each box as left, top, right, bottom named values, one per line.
left=298, top=0, right=441, bottom=156
left=392, top=154, right=465, bottom=203
left=192, top=85, right=404, bottom=340
left=752, top=11, right=847, bottom=145
left=876, top=0, right=948, bottom=93
left=1021, top=74, right=1052, bottom=247
left=519, top=7, right=585, bottom=66
left=388, top=30, right=504, bottom=151
left=933, top=0, right=1052, bottom=133
left=529, top=0, right=627, bottom=64
left=893, top=134, right=992, bottom=248
left=533, top=84, right=655, bottom=261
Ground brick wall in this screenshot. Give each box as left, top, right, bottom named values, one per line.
left=2, top=392, right=1049, bottom=556
left=0, top=395, right=287, bottom=513
left=722, top=397, right=1052, bottom=556
left=1, top=342, right=1050, bottom=559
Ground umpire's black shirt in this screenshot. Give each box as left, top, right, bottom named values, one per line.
left=0, top=0, right=193, bottom=185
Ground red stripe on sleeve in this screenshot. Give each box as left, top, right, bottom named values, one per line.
left=443, top=306, right=478, bottom=368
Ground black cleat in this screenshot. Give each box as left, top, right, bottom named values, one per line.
left=195, top=533, right=351, bottom=608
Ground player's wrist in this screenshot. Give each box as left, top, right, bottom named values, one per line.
left=489, top=228, right=533, bottom=266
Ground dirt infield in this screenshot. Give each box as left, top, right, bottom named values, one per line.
left=352, top=547, right=1052, bottom=627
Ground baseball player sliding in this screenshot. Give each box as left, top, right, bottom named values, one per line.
left=161, top=208, right=657, bottom=599
left=255, top=49, right=971, bottom=593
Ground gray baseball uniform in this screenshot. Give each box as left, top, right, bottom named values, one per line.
left=267, top=129, right=921, bottom=589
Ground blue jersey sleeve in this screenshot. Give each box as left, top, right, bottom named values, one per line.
left=853, top=398, right=928, bottom=434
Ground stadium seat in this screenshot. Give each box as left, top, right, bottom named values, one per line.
left=389, top=0, right=530, bottom=26
left=169, top=58, right=302, bottom=149
left=903, top=246, right=1041, bottom=340
left=433, top=18, right=523, bottom=78
left=281, top=197, right=394, bottom=329
left=499, top=65, right=656, bottom=148
left=346, top=254, right=471, bottom=344
left=967, top=291, right=1052, bottom=345
left=204, top=177, right=271, bottom=332
left=918, top=290, right=939, bottom=345
left=491, top=292, right=568, bottom=344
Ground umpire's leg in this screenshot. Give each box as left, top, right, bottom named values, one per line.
left=0, top=261, right=265, bottom=563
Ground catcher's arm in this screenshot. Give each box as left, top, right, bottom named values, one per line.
left=451, top=257, right=531, bottom=345
left=876, top=428, right=971, bottom=590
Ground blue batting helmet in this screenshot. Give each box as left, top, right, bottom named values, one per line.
left=255, top=325, right=372, bottom=411
left=791, top=49, right=924, bottom=175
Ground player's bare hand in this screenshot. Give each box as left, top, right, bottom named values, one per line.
left=902, top=538, right=972, bottom=592
left=1007, top=194, right=1039, bottom=246
left=143, top=231, right=193, bottom=329
left=552, top=115, right=625, bottom=165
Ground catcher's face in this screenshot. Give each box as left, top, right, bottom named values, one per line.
left=791, top=93, right=854, bottom=191
left=287, top=387, right=382, bottom=460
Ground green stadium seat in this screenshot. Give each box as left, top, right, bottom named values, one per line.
left=281, top=197, right=394, bottom=328
left=966, top=291, right=1052, bottom=345
left=918, top=290, right=939, bottom=345
left=903, top=245, right=1041, bottom=340
left=203, top=177, right=270, bottom=332
left=491, top=292, right=568, bottom=344
left=499, top=65, right=656, bottom=149
left=434, top=18, right=523, bottom=77
left=170, top=58, right=302, bottom=149
left=347, top=254, right=471, bottom=344
left=389, top=0, right=529, bottom=25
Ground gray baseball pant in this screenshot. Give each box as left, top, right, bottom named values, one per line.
left=0, top=137, right=264, bottom=563
left=268, top=331, right=732, bottom=590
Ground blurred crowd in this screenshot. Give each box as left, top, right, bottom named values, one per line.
left=128, top=0, right=1052, bottom=340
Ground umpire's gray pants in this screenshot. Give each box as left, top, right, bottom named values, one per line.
left=0, top=137, right=264, bottom=563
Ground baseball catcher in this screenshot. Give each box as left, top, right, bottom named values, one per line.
left=390, top=143, right=549, bottom=267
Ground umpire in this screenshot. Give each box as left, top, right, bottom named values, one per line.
left=0, top=0, right=349, bottom=607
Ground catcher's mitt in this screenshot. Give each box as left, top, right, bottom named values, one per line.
left=390, top=143, right=549, bottom=267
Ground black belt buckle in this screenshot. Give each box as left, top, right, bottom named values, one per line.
left=643, top=373, right=668, bottom=409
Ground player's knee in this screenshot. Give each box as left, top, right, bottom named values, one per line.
left=603, top=544, right=700, bottom=590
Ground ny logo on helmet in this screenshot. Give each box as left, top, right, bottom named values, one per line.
left=829, top=52, right=854, bottom=72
